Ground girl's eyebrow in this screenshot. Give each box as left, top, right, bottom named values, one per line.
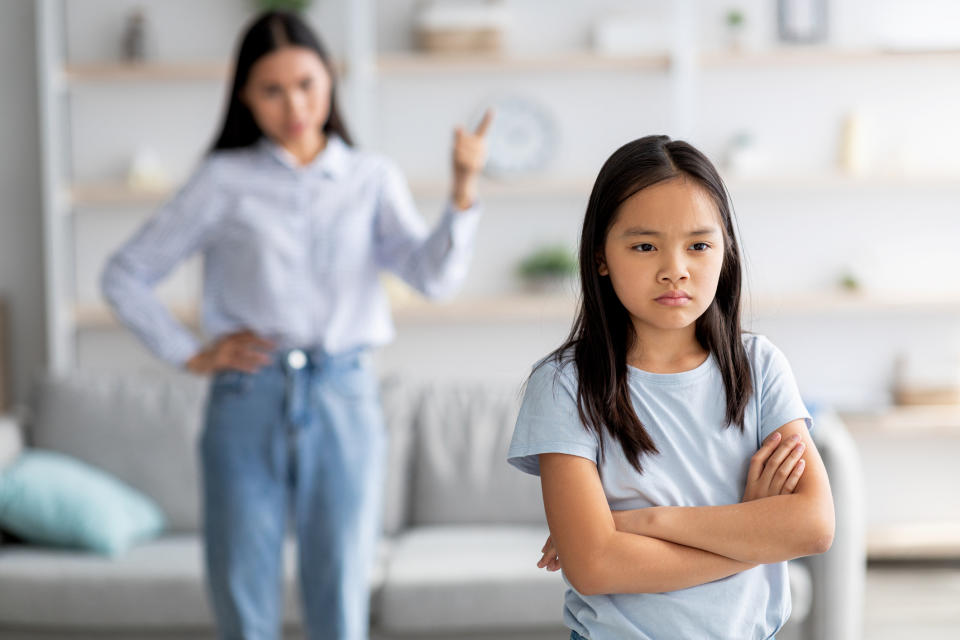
left=622, top=227, right=721, bottom=237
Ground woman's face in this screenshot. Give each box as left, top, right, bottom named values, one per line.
left=241, top=46, right=332, bottom=147
left=599, top=177, right=726, bottom=337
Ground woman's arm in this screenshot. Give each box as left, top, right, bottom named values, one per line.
left=614, top=420, right=835, bottom=564
left=101, top=160, right=226, bottom=367
left=539, top=452, right=757, bottom=596
left=374, top=112, right=491, bottom=299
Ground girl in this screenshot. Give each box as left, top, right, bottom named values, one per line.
left=507, top=135, right=834, bottom=639
left=102, top=11, right=491, bottom=640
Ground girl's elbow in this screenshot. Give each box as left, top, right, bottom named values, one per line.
left=563, top=555, right=610, bottom=597
left=810, top=520, right=835, bottom=555
left=803, top=514, right=835, bottom=556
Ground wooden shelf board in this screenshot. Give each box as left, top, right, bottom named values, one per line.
left=70, top=171, right=960, bottom=209
left=702, top=47, right=960, bottom=68
left=840, top=406, right=960, bottom=435
left=75, top=303, right=200, bottom=329
left=65, top=61, right=230, bottom=82
left=377, top=51, right=670, bottom=73
left=71, top=183, right=171, bottom=207
left=391, top=294, right=578, bottom=322
left=867, top=523, right=960, bottom=560
left=73, top=289, right=960, bottom=331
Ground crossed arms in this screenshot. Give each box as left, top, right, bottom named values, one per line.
left=538, top=419, right=835, bottom=596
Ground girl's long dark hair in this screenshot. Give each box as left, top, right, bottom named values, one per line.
left=544, top=135, right=752, bottom=474
left=211, top=11, right=352, bottom=151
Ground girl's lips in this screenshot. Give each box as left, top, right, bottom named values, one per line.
left=655, top=296, right=691, bottom=306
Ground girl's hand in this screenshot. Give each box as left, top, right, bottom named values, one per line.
left=537, top=534, right=562, bottom=572
left=451, top=108, right=494, bottom=210
left=742, top=431, right=807, bottom=502
left=185, top=329, right=275, bottom=375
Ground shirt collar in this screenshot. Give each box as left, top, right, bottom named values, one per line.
left=258, top=134, right=349, bottom=179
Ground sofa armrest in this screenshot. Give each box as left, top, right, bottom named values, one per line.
left=0, top=413, right=27, bottom=547
left=806, top=410, right=866, bottom=640
left=0, top=413, right=24, bottom=471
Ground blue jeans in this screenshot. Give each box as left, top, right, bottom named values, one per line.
left=200, top=348, right=386, bottom=640
left=570, top=631, right=588, bottom=640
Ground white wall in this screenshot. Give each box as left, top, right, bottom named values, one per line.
left=12, top=0, right=960, bottom=414
left=0, top=0, right=46, bottom=406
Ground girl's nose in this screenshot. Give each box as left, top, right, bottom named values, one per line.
left=658, top=254, right=689, bottom=283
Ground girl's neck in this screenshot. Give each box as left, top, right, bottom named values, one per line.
left=627, top=324, right=708, bottom=374
left=280, top=130, right=327, bottom=166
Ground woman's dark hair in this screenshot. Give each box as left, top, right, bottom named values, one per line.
left=544, top=134, right=752, bottom=474
left=211, top=11, right=352, bottom=151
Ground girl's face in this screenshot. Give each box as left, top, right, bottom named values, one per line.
left=241, top=46, right=332, bottom=147
left=599, top=177, right=726, bottom=338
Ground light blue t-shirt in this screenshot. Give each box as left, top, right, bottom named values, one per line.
left=507, top=333, right=812, bottom=640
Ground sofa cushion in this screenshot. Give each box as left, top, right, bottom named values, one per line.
left=410, top=383, right=546, bottom=526
left=375, top=525, right=566, bottom=634
left=31, top=372, right=207, bottom=532
left=0, top=450, right=165, bottom=555
left=0, top=533, right=391, bottom=629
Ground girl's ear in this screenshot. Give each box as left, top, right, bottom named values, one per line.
left=596, top=252, right=609, bottom=276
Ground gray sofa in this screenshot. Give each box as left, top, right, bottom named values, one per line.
left=0, top=371, right=865, bottom=639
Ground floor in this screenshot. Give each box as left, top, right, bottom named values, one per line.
left=863, top=560, right=960, bottom=639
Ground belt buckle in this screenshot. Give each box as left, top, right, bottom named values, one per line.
left=286, top=349, right=308, bottom=370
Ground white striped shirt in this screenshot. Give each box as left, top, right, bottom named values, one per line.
left=101, top=135, right=481, bottom=367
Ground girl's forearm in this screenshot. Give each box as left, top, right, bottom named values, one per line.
left=573, top=531, right=756, bottom=595
left=614, top=497, right=834, bottom=564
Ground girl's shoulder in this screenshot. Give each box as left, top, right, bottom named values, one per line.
left=740, top=332, right=795, bottom=380
left=527, top=351, right=579, bottom=398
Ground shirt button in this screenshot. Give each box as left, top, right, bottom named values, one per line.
left=287, top=349, right=307, bottom=370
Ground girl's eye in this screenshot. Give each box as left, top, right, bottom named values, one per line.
left=632, top=243, right=655, bottom=252
left=690, top=242, right=710, bottom=251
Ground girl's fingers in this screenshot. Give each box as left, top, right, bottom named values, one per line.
left=770, top=441, right=806, bottom=493
left=541, top=536, right=552, bottom=553
left=781, top=459, right=806, bottom=495
left=761, top=436, right=801, bottom=482
left=748, top=432, right=782, bottom=482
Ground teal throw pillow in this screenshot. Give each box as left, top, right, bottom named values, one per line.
left=0, top=450, right=165, bottom=556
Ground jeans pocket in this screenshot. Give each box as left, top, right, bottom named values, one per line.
left=210, top=370, right=252, bottom=396
left=324, top=358, right=379, bottom=399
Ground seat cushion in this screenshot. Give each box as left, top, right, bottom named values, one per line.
left=0, top=535, right=295, bottom=629
left=0, top=533, right=391, bottom=630
left=375, top=526, right=567, bottom=634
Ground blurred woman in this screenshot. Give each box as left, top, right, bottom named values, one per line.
left=102, top=11, right=491, bottom=640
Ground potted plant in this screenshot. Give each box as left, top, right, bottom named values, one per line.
left=256, top=0, right=312, bottom=12
left=516, top=245, right=578, bottom=295
left=725, top=8, right=747, bottom=52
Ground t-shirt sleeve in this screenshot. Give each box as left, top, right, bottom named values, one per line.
left=755, top=336, right=814, bottom=441
left=507, top=360, right=600, bottom=476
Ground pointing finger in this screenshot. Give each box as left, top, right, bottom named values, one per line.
left=474, top=108, right=494, bottom=137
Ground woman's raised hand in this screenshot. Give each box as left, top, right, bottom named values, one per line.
left=742, top=431, right=807, bottom=502
left=185, top=329, right=275, bottom=375
left=451, top=108, right=494, bottom=211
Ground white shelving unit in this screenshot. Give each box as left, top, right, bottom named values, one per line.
left=36, top=0, right=960, bottom=369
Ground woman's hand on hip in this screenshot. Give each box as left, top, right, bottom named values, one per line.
left=451, top=108, right=494, bottom=211
left=185, top=330, right=275, bottom=375
left=742, top=431, right=807, bottom=501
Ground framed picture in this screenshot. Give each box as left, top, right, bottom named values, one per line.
left=777, top=0, right=828, bottom=44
